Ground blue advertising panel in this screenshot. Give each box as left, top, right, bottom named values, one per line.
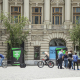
left=49, top=46, right=67, bottom=60
left=49, top=47, right=57, bottom=59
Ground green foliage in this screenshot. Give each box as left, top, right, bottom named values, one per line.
left=0, top=13, right=29, bottom=59
left=69, top=18, right=80, bottom=50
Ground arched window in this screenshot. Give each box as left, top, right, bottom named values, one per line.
left=49, top=39, right=66, bottom=46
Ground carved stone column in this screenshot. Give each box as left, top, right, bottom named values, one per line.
left=3, top=0, right=8, bottom=16
left=24, top=0, right=29, bottom=20
left=65, top=0, right=71, bottom=22
left=44, top=0, right=50, bottom=23
left=0, top=1, right=1, bottom=23
left=64, top=0, right=72, bottom=29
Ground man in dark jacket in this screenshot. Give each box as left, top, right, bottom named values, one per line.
left=73, top=53, right=79, bottom=70
left=0, top=54, right=4, bottom=66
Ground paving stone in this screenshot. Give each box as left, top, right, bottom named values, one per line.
left=0, top=66, right=80, bottom=80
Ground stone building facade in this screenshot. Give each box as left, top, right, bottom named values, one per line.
left=0, top=0, right=80, bottom=65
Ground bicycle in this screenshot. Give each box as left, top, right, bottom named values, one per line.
left=1, top=60, right=7, bottom=68
left=37, top=58, right=54, bottom=68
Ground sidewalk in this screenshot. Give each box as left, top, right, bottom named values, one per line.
left=35, top=77, right=80, bottom=80
left=0, top=66, right=80, bottom=80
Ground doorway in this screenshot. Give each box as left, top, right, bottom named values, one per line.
left=49, top=38, right=67, bottom=65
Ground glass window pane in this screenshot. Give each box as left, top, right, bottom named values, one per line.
left=32, top=16, right=33, bottom=24
left=11, top=16, right=13, bottom=23
left=60, top=8, right=62, bottom=13
left=35, top=8, right=38, bottom=12
left=55, top=16, right=59, bottom=25
left=60, top=16, right=62, bottom=24
left=35, top=16, right=38, bottom=24
left=73, top=8, right=75, bottom=12
left=32, top=8, right=34, bottom=12
left=40, top=16, right=41, bottom=24
left=76, top=16, right=80, bottom=23
left=19, top=7, right=21, bottom=12
left=34, top=47, right=40, bottom=60
left=11, top=7, right=13, bottom=12
left=40, top=8, right=41, bottom=12
left=14, top=7, right=18, bottom=11
left=73, top=16, right=75, bottom=24
left=53, top=16, right=54, bottom=24
left=14, top=16, right=18, bottom=23
left=76, top=8, right=80, bottom=12
left=55, top=8, right=59, bottom=12
left=53, top=8, right=54, bottom=13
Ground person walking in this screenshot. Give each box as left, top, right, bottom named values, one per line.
left=73, top=53, right=79, bottom=70
left=58, top=49, right=64, bottom=69
left=68, top=50, right=73, bottom=69
left=64, top=51, right=68, bottom=68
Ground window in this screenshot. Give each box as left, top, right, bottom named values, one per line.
left=34, top=46, right=40, bottom=60
left=73, top=7, right=80, bottom=24
left=52, top=7, right=62, bottom=25
left=49, top=39, right=66, bottom=46
left=32, top=7, right=42, bottom=24
left=11, top=6, right=21, bottom=23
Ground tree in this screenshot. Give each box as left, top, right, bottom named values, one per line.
left=0, top=13, right=29, bottom=60
left=69, top=19, right=80, bottom=51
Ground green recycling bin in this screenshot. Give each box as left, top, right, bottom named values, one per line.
left=11, top=48, right=24, bottom=65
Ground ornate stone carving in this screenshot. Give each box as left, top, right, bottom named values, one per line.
left=51, top=0, right=64, bottom=3
left=30, top=0, right=44, bottom=5
left=51, top=0, right=64, bottom=6
left=31, top=35, right=43, bottom=41
left=36, top=3, right=38, bottom=6
left=9, top=0, right=23, bottom=4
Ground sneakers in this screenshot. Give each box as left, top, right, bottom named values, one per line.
left=74, top=69, right=79, bottom=70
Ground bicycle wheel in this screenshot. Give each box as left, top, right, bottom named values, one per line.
left=2, top=62, right=7, bottom=68
left=37, top=61, right=44, bottom=68
left=48, top=61, right=54, bottom=68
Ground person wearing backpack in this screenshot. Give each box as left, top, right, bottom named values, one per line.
left=64, top=51, right=68, bottom=68
left=73, top=53, right=79, bottom=70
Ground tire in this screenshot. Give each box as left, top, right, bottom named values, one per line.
left=37, top=61, right=44, bottom=68
left=48, top=61, right=54, bottom=68
left=2, top=62, right=7, bottom=68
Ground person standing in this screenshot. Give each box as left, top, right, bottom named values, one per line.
left=0, top=54, right=4, bottom=66
left=64, top=51, right=68, bottom=68
left=73, top=53, right=79, bottom=70
left=58, top=49, right=64, bottom=69
left=68, top=50, right=73, bottom=69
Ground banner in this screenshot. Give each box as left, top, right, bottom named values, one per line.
left=11, top=48, right=24, bottom=65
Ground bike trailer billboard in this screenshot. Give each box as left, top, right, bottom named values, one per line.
left=11, top=48, right=24, bottom=65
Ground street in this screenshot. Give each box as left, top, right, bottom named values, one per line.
left=0, top=66, right=80, bottom=80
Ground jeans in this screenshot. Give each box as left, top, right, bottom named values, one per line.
left=59, top=58, right=62, bottom=69
left=64, top=60, right=68, bottom=68
left=74, top=61, right=79, bottom=69
left=0, top=58, right=4, bottom=66
left=71, top=61, right=73, bottom=69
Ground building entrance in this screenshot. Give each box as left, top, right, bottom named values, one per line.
left=49, top=39, right=67, bottom=65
